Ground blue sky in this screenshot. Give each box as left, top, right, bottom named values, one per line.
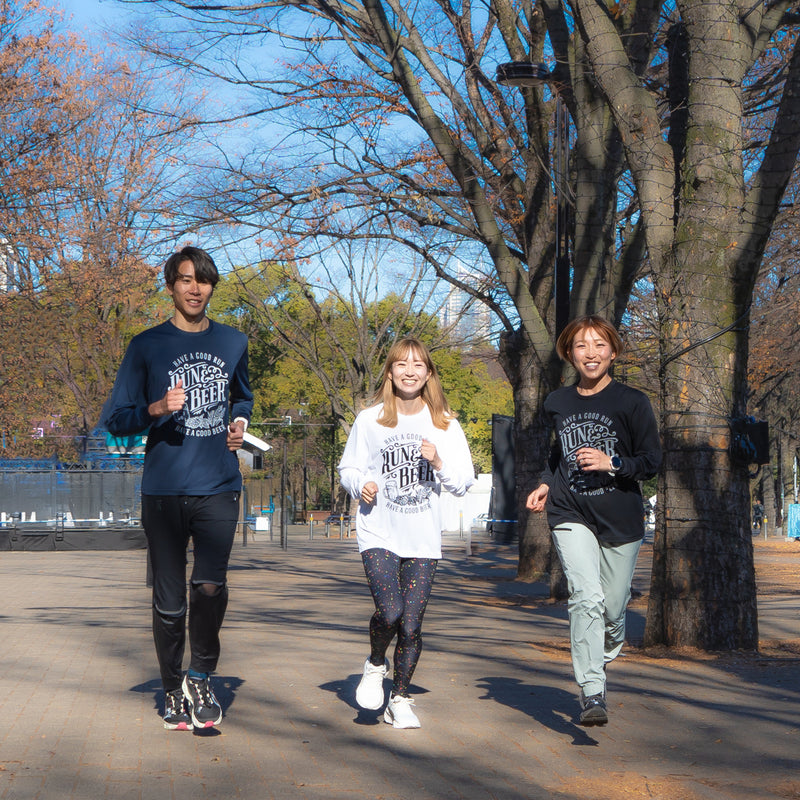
left=58, top=0, right=131, bottom=30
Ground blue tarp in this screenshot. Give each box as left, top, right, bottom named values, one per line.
left=787, top=504, right=800, bottom=539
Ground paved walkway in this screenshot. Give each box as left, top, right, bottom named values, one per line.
left=0, top=527, right=798, bottom=800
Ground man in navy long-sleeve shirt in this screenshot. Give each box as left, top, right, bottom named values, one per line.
left=105, top=245, right=253, bottom=730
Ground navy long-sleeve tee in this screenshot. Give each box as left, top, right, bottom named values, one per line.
left=540, top=380, right=661, bottom=543
left=104, top=320, right=253, bottom=496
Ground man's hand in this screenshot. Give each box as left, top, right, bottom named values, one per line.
left=148, top=379, right=185, bottom=418
left=226, top=418, right=246, bottom=451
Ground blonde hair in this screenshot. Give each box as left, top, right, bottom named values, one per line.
left=374, top=337, right=454, bottom=430
left=556, top=315, right=624, bottom=365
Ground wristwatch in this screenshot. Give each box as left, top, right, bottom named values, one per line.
left=610, top=455, right=622, bottom=472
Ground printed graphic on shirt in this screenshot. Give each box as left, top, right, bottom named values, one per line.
left=380, top=433, right=435, bottom=514
left=559, top=411, right=618, bottom=496
left=168, top=352, right=229, bottom=438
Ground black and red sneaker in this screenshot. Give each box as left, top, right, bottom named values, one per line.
left=163, top=688, right=193, bottom=731
left=182, top=674, right=223, bottom=728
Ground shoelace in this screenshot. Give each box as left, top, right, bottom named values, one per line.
left=166, top=692, right=186, bottom=715
left=188, top=678, right=217, bottom=707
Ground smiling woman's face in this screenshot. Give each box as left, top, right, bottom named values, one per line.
left=389, top=348, right=431, bottom=400
left=570, top=326, right=616, bottom=385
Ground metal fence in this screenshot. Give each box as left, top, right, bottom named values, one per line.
left=0, top=465, right=143, bottom=524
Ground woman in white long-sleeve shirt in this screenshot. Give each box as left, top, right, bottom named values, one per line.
left=338, top=337, right=475, bottom=729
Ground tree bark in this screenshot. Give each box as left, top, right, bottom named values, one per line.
left=761, top=461, right=777, bottom=534
left=498, top=329, right=558, bottom=580
left=643, top=0, right=758, bottom=649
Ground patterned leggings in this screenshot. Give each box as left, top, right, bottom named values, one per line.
left=361, top=548, right=438, bottom=698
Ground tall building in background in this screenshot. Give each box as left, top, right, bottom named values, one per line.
left=439, top=262, right=492, bottom=344
left=0, top=239, right=16, bottom=292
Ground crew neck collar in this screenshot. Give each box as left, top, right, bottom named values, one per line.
left=574, top=377, right=614, bottom=397
left=169, top=317, right=212, bottom=334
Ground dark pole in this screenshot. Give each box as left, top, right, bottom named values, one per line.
left=554, top=94, right=571, bottom=337
left=302, top=427, right=308, bottom=518
left=330, top=408, right=336, bottom=511
left=495, top=62, right=572, bottom=338
left=280, top=437, right=288, bottom=550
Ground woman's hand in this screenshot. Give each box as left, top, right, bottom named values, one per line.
left=420, top=438, right=442, bottom=471
left=526, top=484, right=549, bottom=512
left=361, top=481, right=378, bottom=505
left=575, top=447, right=614, bottom=472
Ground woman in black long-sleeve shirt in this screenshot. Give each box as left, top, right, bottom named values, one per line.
left=527, top=315, right=661, bottom=727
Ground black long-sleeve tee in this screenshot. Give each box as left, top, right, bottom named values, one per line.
left=540, top=380, right=661, bottom=543
left=104, top=320, right=253, bottom=496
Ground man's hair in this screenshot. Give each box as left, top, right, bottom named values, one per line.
left=164, top=246, right=220, bottom=288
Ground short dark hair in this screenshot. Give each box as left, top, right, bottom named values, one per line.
left=164, top=246, right=220, bottom=288
left=556, top=315, right=624, bottom=364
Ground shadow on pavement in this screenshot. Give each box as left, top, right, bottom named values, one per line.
left=476, top=675, right=602, bottom=746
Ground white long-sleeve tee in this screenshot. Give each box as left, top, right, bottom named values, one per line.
left=338, top=403, right=475, bottom=558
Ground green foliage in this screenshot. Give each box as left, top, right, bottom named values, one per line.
left=210, top=264, right=511, bottom=505
left=435, top=350, right=513, bottom=473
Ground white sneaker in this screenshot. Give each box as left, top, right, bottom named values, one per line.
left=383, top=694, right=421, bottom=729
left=355, top=658, right=388, bottom=710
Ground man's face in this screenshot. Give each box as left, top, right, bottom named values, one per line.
left=166, top=260, right=213, bottom=322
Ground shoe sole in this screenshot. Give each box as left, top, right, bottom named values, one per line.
left=186, top=704, right=223, bottom=728
left=356, top=692, right=385, bottom=711
left=383, top=708, right=421, bottom=729
left=163, top=720, right=193, bottom=731
left=383, top=717, right=420, bottom=729
left=190, top=718, right=220, bottom=729
left=579, top=711, right=608, bottom=727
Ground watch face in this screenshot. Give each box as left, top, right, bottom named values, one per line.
left=612, top=456, right=622, bottom=470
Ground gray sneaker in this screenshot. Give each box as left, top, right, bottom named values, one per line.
left=579, top=693, right=608, bottom=726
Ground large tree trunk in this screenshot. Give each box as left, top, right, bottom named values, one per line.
left=761, top=460, right=777, bottom=534
left=638, top=0, right=767, bottom=650
left=645, top=282, right=758, bottom=648
left=498, top=329, right=560, bottom=581
left=646, top=407, right=758, bottom=648
left=644, top=21, right=760, bottom=630
left=643, top=247, right=760, bottom=647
